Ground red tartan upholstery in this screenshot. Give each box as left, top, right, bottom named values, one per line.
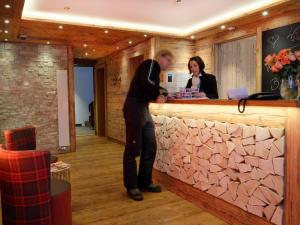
left=0, top=150, right=51, bottom=225
left=4, top=126, right=58, bottom=163
left=4, top=126, right=36, bottom=150
left=0, top=150, right=72, bottom=225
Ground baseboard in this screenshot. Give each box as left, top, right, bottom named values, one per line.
left=107, top=136, right=125, bottom=146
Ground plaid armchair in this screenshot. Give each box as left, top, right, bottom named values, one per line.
left=4, top=126, right=58, bottom=163
left=0, top=150, right=72, bottom=225
left=4, top=126, right=36, bottom=150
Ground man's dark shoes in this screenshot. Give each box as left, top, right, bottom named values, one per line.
left=127, top=188, right=143, bottom=201
left=140, top=183, right=162, bottom=193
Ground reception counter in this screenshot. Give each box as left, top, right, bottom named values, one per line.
left=150, top=100, right=300, bottom=225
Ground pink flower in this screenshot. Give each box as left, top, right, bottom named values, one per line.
left=271, top=65, right=279, bottom=73
left=264, top=54, right=273, bottom=65
left=295, top=51, right=300, bottom=60
left=289, top=54, right=296, bottom=61
left=274, top=61, right=283, bottom=70
left=280, top=56, right=291, bottom=65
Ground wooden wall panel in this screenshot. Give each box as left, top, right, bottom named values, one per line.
left=214, top=36, right=257, bottom=99
left=103, top=39, right=153, bottom=142
left=195, top=8, right=300, bottom=93
left=155, top=37, right=194, bottom=72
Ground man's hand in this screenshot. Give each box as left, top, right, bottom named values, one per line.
left=194, top=92, right=206, bottom=98
left=156, top=95, right=167, bottom=103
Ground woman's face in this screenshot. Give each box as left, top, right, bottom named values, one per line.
left=189, top=60, right=200, bottom=76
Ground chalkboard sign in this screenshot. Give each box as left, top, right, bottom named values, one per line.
left=262, top=22, right=300, bottom=92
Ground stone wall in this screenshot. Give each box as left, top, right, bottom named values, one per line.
left=153, top=115, right=285, bottom=225
left=0, top=42, right=68, bottom=152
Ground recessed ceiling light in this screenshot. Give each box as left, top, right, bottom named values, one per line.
left=58, top=25, right=63, bottom=29
left=4, top=38, right=8, bottom=41
left=4, top=4, right=11, bottom=8
left=92, top=49, right=96, bottom=52
left=144, top=34, right=147, bottom=37
left=4, top=19, right=9, bottom=24
left=262, top=11, right=268, bottom=16
left=116, top=46, right=120, bottom=50
left=227, top=26, right=236, bottom=31
left=221, top=25, right=226, bottom=30
left=128, top=41, right=132, bottom=44
left=4, top=30, right=8, bottom=34
left=85, top=52, right=89, bottom=56
left=47, top=41, right=50, bottom=44
left=83, top=43, right=87, bottom=47
left=190, top=35, right=195, bottom=39
left=104, top=30, right=108, bottom=34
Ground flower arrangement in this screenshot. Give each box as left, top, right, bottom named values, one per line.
left=264, top=48, right=300, bottom=79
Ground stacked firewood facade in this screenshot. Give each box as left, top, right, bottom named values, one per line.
left=153, top=115, right=285, bottom=225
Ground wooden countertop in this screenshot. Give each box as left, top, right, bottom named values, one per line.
left=162, top=99, right=300, bottom=107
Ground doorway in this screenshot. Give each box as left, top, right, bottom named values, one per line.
left=94, top=68, right=106, bottom=137
left=74, top=66, right=95, bottom=136
left=129, top=55, right=144, bottom=80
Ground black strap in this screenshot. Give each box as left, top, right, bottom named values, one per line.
left=238, top=99, right=247, bottom=113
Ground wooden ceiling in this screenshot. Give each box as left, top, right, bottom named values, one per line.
left=0, top=0, right=299, bottom=59
left=0, top=0, right=154, bottom=59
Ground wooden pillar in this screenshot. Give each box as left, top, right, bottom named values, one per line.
left=67, top=46, right=76, bottom=152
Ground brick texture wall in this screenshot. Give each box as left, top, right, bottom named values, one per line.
left=0, top=42, right=68, bottom=152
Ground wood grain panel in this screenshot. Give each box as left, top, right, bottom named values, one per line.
left=214, top=36, right=257, bottom=99
left=68, top=46, right=76, bottom=152
left=284, top=108, right=300, bottom=225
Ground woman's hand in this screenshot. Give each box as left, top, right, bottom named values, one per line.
left=194, top=92, right=206, bottom=98
left=156, top=95, right=167, bottom=103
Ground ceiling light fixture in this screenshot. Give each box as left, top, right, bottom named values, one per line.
left=58, top=25, right=63, bottom=29
left=85, top=52, right=89, bottom=56
left=93, top=49, right=96, bottom=52
left=227, top=26, right=236, bottom=31
left=128, top=41, right=132, bottom=44
left=47, top=41, right=50, bottom=44
left=262, top=11, right=268, bottom=16
left=190, top=35, right=195, bottom=39
left=144, top=34, right=147, bottom=37
left=4, top=19, right=9, bottom=24
left=221, top=25, right=226, bottom=29
left=4, top=38, right=8, bottom=41
left=116, top=46, right=120, bottom=50
left=4, top=4, right=11, bottom=8
left=83, top=43, right=87, bottom=47
left=4, top=30, right=8, bottom=34
left=104, top=30, right=108, bottom=34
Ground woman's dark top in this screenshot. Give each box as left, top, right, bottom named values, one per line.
left=186, top=72, right=219, bottom=99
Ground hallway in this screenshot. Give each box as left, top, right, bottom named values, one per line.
left=59, top=136, right=228, bottom=225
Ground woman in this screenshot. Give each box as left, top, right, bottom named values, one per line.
left=186, top=56, right=219, bottom=99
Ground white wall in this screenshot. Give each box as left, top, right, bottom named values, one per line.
left=74, top=67, right=94, bottom=126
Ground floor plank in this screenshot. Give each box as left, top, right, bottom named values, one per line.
left=59, top=135, right=229, bottom=225
left=0, top=135, right=229, bottom=225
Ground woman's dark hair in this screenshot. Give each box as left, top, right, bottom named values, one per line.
left=188, top=56, right=205, bottom=74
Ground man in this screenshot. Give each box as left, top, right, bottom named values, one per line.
left=123, top=50, right=173, bottom=201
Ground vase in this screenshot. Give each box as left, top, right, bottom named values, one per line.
left=297, top=73, right=300, bottom=100
left=280, top=75, right=298, bottom=100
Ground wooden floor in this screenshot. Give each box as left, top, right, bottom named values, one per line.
left=58, top=135, right=229, bottom=225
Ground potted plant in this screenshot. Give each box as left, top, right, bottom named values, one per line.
left=264, top=49, right=300, bottom=99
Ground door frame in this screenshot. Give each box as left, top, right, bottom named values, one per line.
left=94, top=62, right=107, bottom=137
